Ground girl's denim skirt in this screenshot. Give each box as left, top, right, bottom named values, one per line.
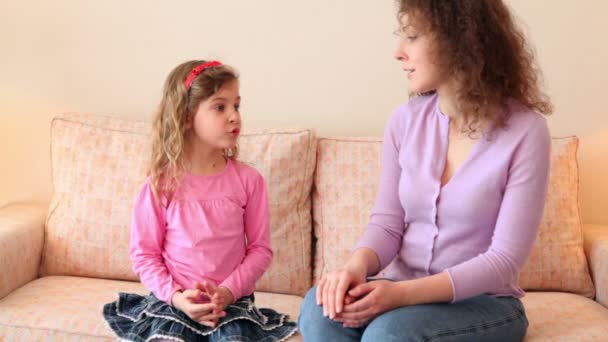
left=103, top=292, right=297, bottom=342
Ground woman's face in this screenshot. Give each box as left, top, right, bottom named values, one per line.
left=394, top=14, right=447, bottom=94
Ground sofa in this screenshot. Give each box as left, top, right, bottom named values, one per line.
left=1, top=113, right=607, bottom=341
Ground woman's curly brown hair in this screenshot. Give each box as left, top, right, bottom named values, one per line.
left=397, top=0, right=552, bottom=132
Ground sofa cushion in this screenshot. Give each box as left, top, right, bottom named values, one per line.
left=44, top=113, right=315, bottom=296
left=238, top=129, right=316, bottom=296
left=0, top=276, right=302, bottom=341
left=312, top=136, right=595, bottom=297
left=312, top=137, right=385, bottom=282
left=518, top=137, right=595, bottom=297
left=521, top=292, right=608, bottom=340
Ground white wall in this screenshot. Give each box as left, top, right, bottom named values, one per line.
left=1, top=0, right=607, bottom=224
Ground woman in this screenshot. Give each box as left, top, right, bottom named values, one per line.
left=298, top=1, right=552, bottom=341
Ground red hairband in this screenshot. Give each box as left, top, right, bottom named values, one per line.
left=183, top=61, right=223, bottom=89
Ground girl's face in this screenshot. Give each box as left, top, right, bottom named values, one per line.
left=394, top=14, right=447, bottom=94
left=188, top=79, right=241, bottom=153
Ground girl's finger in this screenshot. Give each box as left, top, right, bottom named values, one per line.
left=197, top=311, right=226, bottom=323
left=203, top=280, right=217, bottom=294
left=198, top=319, right=218, bottom=328
left=184, top=289, right=202, bottom=302
left=211, top=295, right=225, bottom=313
left=187, top=302, right=217, bottom=316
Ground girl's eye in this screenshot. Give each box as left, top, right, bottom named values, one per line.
left=216, top=104, right=225, bottom=111
left=407, top=35, right=418, bottom=41
left=235, top=104, right=240, bottom=111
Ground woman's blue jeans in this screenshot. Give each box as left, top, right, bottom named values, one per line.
left=298, top=286, right=528, bottom=342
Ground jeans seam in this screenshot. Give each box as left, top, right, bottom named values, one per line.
left=423, top=312, right=525, bottom=342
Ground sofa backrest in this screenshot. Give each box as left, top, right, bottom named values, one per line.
left=312, top=136, right=595, bottom=298
left=43, top=113, right=595, bottom=299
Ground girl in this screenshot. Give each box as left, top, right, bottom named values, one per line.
left=299, top=1, right=552, bottom=341
left=103, top=60, right=297, bottom=342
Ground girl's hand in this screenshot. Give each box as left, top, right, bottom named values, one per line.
left=195, top=281, right=234, bottom=313
left=212, top=286, right=234, bottom=312
left=171, top=289, right=226, bottom=327
left=316, top=266, right=367, bottom=320
left=335, top=280, right=405, bottom=328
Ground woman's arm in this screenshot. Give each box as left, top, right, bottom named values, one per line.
left=338, top=116, right=550, bottom=326
left=386, top=116, right=551, bottom=306
left=321, top=110, right=407, bottom=319
left=353, top=110, right=407, bottom=270
left=446, top=116, right=551, bottom=302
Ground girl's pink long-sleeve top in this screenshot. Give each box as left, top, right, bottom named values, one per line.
left=130, top=159, right=273, bottom=304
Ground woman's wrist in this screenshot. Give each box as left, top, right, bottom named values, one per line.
left=399, top=272, right=454, bottom=306
left=347, top=247, right=380, bottom=277
left=344, top=257, right=368, bottom=278
left=395, top=280, right=414, bottom=307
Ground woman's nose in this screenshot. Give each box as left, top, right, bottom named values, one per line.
left=394, top=38, right=409, bottom=61
left=394, top=45, right=408, bottom=61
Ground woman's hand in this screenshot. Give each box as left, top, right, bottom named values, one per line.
left=171, top=289, right=226, bottom=327
left=316, top=266, right=367, bottom=320
left=335, top=280, right=406, bottom=328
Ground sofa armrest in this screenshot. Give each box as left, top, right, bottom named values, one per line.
left=583, top=224, right=608, bottom=309
left=0, top=202, right=48, bottom=300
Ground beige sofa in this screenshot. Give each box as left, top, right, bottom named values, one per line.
left=1, top=113, right=607, bottom=341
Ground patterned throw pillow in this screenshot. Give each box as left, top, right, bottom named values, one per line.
left=518, top=137, right=594, bottom=297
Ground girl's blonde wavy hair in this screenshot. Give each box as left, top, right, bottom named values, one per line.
left=149, top=60, right=239, bottom=199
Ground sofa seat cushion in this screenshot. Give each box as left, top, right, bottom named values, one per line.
left=2, top=277, right=607, bottom=341
left=522, top=292, right=608, bottom=341
left=0, top=276, right=303, bottom=341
